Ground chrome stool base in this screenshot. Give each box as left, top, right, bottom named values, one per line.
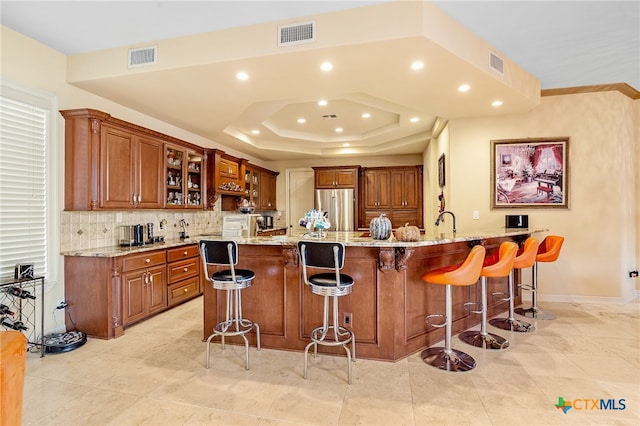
left=489, top=317, right=533, bottom=333
left=459, top=330, right=510, bottom=350
left=421, top=347, right=476, bottom=372
left=515, top=306, right=556, bottom=320
left=304, top=325, right=355, bottom=384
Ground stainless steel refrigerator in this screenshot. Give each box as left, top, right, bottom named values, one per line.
left=314, top=188, right=355, bottom=231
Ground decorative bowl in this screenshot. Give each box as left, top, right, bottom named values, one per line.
left=238, top=206, right=255, bottom=214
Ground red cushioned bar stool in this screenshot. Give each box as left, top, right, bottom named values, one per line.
left=459, top=241, right=518, bottom=350
left=515, top=235, right=564, bottom=320
left=421, top=245, right=486, bottom=372
left=490, top=237, right=539, bottom=333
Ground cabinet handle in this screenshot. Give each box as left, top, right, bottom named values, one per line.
left=138, top=195, right=142, bottom=203
left=184, top=288, right=189, bottom=293
left=183, top=267, right=188, bottom=272
left=149, top=273, right=153, bottom=284
left=144, top=272, right=149, bottom=284
left=145, top=258, right=151, bottom=263
left=183, top=251, right=188, bottom=256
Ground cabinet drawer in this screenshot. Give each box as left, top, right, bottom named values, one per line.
left=122, top=251, right=166, bottom=272
left=168, top=277, right=199, bottom=306
left=168, top=258, right=199, bottom=283
left=167, top=244, right=199, bottom=262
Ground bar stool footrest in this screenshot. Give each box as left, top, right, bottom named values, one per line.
left=462, top=301, right=483, bottom=315
left=491, top=291, right=511, bottom=302
left=310, top=325, right=354, bottom=347
left=425, top=313, right=446, bottom=328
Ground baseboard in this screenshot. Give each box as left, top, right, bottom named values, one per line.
left=521, top=290, right=640, bottom=305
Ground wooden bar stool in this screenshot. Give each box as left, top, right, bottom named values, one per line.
left=490, top=237, right=539, bottom=333
left=200, top=240, right=261, bottom=370
left=460, top=241, right=518, bottom=350
left=515, top=235, right=564, bottom=320
left=421, top=245, right=486, bottom=372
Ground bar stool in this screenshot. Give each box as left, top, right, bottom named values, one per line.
left=298, top=240, right=355, bottom=384
left=459, top=241, right=518, bottom=350
left=200, top=240, right=261, bottom=370
left=421, top=244, right=486, bottom=372
left=490, top=237, right=539, bottom=333
left=515, top=235, right=564, bottom=320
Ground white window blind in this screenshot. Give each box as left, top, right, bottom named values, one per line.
left=0, top=95, right=48, bottom=279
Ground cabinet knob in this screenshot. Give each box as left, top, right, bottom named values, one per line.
left=183, top=267, right=188, bottom=272
left=183, top=251, right=188, bottom=256
left=145, top=258, right=151, bottom=263
left=184, top=288, right=188, bottom=293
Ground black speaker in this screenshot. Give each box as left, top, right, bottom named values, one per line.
left=505, top=215, right=528, bottom=229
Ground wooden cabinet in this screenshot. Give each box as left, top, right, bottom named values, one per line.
left=362, top=168, right=391, bottom=209
left=165, top=145, right=204, bottom=208
left=243, top=164, right=278, bottom=211
left=259, top=171, right=277, bottom=210
left=256, top=228, right=287, bottom=236
left=360, top=166, right=423, bottom=228
left=214, top=151, right=245, bottom=195
left=61, top=108, right=202, bottom=211
left=121, top=251, right=167, bottom=325
left=98, top=124, right=164, bottom=209
left=63, top=244, right=202, bottom=339
left=166, top=245, right=201, bottom=307
left=313, top=166, right=358, bottom=188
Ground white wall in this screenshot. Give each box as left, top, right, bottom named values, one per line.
left=446, top=91, right=638, bottom=302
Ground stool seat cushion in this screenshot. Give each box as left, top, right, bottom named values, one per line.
left=422, top=245, right=485, bottom=286
left=481, top=241, right=518, bottom=278
left=513, top=238, right=539, bottom=269
left=536, top=235, right=564, bottom=262
left=211, top=269, right=255, bottom=282
left=308, top=273, right=354, bottom=288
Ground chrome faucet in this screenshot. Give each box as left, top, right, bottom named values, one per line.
left=179, top=219, right=189, bottom=239
left=435, top=210, right=456, bottom=234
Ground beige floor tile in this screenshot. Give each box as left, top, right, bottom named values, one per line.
left=21, top=296, right=640, bottom=426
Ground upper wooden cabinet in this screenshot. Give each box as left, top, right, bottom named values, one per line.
left=61, top=109, right=208, bottom=211
left=165, top=144, right=204, bottom=208
left=360, top=166, right=423, bottom=229
left=244, top=164, right=278, bottom=211
left=213, top=151, right=245, bottom=195
left=313, top=166, right=359, bottom=189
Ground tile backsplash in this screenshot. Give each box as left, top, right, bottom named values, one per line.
left=60, top=199, right=287, bottom=252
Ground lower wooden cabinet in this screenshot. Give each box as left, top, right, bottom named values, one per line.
left=64, top=244, right=202, bottom=339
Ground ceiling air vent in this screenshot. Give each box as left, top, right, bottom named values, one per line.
left=489, top=52, right=504, bottom=76
left=322, top=114, right=338, bottom=120
left=128, top=46, right=157, bottom=68
left=278, top=21, right=316, bottom=47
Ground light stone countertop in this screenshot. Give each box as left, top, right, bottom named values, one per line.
left=61, top=228, right=547, bottom=257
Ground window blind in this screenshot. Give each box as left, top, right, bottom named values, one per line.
left=0, top=95, right=47, bottom=279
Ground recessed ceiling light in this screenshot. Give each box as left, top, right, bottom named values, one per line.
left=320, top=62, right=333, bottom=71
left=335, top=127, right=343, bottom=133
left=410, top=117, right=420, bottom=123
left=343, top=143, right=350, bottom=147
left=251, top=130, right=260, bottom=135
left=361, top=113, right=371, bottom=119
left=458, top=84, right=470, bottom=92
left=318, top=99, right=328, bottom=106
left=297, top=118, right=306, bottom=124
left=492, top=100, right=503, bottom=107
left=411, top=61, right=424, bottom=70
left=236, top=71, right=249, bottom=80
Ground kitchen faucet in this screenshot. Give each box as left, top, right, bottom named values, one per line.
left=179, top=219, right=189, bottom=239
left=435, top=210, right=456, bottom=234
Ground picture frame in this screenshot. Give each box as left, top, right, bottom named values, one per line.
left=438, top=153, right=445, bottom=188
left=491, top=137, right=569, bottom=209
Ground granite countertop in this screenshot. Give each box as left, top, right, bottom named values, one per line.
left=62, top=228, right=547, bottom=257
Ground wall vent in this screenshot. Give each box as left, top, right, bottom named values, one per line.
left=322, top=114, right=338, bottom=120
left=489, top=52, right=504, bottom=75
left=278, top=21, right=316, bottom=47
left=128, top=46, right=157, bottom=68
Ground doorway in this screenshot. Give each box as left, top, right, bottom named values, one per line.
left=285, top=168, right=314, bottom=233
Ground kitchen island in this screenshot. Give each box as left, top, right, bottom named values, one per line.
left=200, top=228, right=545, bottom=361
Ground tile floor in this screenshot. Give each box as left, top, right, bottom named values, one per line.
left=23, top=297, right=639, bottom=425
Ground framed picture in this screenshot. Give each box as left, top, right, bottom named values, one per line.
left=491, top=137, right=569, bottom=209
left=438, top=154, right=445, bottom=187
